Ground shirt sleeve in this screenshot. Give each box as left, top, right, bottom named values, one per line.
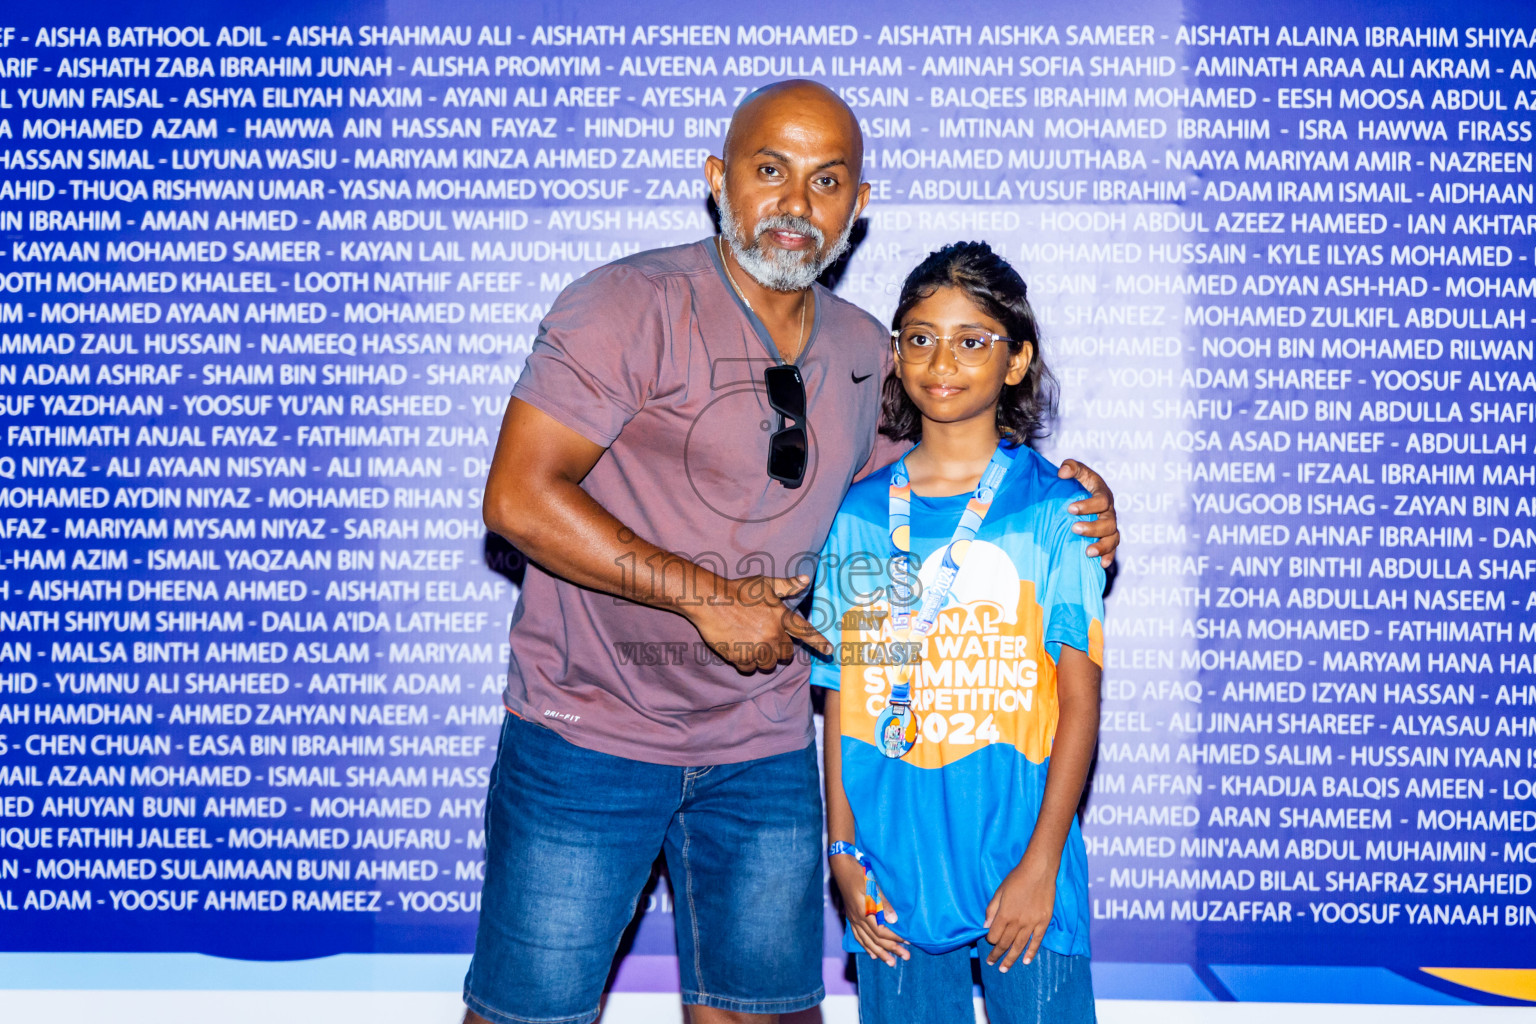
left=510, top=264, right=666, bottom=447
left=854, top=431, right=909, bottom=483
left=808, top=513, right=850, bottom=691
left=808, top=509, right=888, bottom=691
left=1042, top=494, right=1107, bottom=667
left=851, top=346, right=903, bottom=482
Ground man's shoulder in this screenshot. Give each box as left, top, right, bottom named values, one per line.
left=548, top=240, right=709, bottom=315
left=815, top=283, right=887, bottom=339
left=597, top=239, right=712, bottom=283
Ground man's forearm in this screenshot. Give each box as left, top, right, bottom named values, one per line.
left=480, top=399, right=827, bottom=670
left=485, top=475, right=719, bottom=613
left=480, top=396, right=725, bottom=613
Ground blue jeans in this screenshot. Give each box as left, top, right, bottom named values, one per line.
left=856, top=942, right=1095, bottom=1024
left=464, top=713, right=825, bottom=1024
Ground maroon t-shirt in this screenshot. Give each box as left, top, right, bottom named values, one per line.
left=505, top=239, right=891, bottom=765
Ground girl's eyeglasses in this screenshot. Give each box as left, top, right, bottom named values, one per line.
left=890, top=328, right=1011, bottom=367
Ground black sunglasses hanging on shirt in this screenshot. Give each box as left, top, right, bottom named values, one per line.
left=763, top=364, right=807, bottom=489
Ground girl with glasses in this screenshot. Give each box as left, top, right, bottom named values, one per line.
left=811, top=241, right=1103, bottom=1023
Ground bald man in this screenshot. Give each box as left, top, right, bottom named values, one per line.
left=464, top=81, right=1119, bottom=1024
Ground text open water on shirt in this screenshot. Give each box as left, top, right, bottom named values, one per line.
left=840, top=541, right=1082, bottom=768
left=682, top=373, right=822, bottom=525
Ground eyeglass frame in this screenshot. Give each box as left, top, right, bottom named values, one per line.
left=762, top=364, right=807, bottom=489
left=889, top=327, right=1015, bottom=366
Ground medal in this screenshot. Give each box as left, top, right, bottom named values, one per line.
left=880, top=442, right=1017, bottom=759
left=874, top=700, right=917, bottom=759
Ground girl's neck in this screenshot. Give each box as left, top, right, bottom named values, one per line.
left=906, top=418, right=1004, bottom=497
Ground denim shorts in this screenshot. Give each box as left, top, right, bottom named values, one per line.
left=856, top=941, right=1095, bottom=1024
left=463, top=713, right=825, bottom=1024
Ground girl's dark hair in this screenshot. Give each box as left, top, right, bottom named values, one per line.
left=879, top=241, right=1057, bottom=446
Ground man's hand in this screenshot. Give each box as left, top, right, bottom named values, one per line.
left=685, top=574, right=831, bottom=672
left=984, top=849, right=1057, bottom=973
left=830, top=854, right=909, bottom=966
left=1058, top=459, right=1118, bottom=568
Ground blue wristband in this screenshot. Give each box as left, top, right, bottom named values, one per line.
left=827, top=842, right=888, bottom=926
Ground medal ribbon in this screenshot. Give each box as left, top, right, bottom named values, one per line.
left=886, top=442, right=1017, bottom=706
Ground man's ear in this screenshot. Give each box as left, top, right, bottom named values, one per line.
left=704, top=154, right=725, bottom=203
left=850, top=180, right=872, bottom=223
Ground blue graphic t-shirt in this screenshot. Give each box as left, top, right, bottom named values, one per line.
left=810, top=445, right=1106, bottom=956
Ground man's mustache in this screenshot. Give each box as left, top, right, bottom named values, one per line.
left=747, top=214, right=825, bottom=252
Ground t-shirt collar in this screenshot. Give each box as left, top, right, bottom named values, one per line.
left=704, top=236, right=821, bottom=367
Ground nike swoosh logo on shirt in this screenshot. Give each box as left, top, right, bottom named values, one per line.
left=852, top=371, right=872, bottom=383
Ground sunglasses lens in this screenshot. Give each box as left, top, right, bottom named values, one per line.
left=768, top=426, right=807, bottom=488
left=763, top=365, right=807, bottom=487
left=764, top=365, right=805, bottom=419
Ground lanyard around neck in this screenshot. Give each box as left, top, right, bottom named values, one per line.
left=886, top=442, right=1016, bottom=705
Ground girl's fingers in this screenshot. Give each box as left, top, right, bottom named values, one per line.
left=997, top=923, right=1040, bottom=973
left=874, top=886, right=898, bottom=923
left=1021, top=926, right=1045, bottom=967
left=862, top=939, right=894, bottom=967
left=985, top=923, right=1015, bottom=965
left=866, top=920, right=911, bottom=960
left=852, top=924, right=899, bottom=966
left=997, top=932, right=1027, bottom=972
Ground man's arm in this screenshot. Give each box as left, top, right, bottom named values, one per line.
left=483, top=398, right=828, bottom=670
left=858, top=441, right=1119, bottom=568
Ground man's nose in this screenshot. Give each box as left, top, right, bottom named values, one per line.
left=778, top=175, right=812, bottom=219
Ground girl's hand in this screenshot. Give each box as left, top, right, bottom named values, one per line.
left=831, top=854, right=909, bottom=967
left=984, top=850, right=1057, bottom=972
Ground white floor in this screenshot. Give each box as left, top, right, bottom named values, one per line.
left=5, top=992, right=1535, bottom=1023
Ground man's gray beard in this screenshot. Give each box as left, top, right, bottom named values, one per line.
left=716, top=186, right=855, bottom=292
